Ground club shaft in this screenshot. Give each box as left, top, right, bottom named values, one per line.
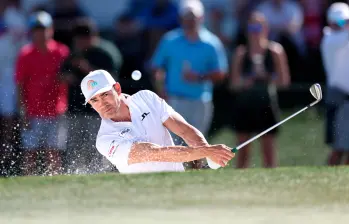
left=231, top=101, right=318, bottom=153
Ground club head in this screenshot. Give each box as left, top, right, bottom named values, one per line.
left=309, top=83, right=322, bottom=101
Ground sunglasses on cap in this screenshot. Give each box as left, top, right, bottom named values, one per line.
left=247, top=23, right=263, bottom=33
left=335, top=19, right=349, bottom=28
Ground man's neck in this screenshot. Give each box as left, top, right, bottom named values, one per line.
left=110, top=98, right=132, bottom=122
left=34, top=42, right=48, bottom=52
left=184, top=29, right=199, bottom=41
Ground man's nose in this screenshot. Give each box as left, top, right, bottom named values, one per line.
left=100, top=98, right=109, bottom=107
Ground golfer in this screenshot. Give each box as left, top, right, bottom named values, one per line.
left=80, top=70, right=234, bottom=174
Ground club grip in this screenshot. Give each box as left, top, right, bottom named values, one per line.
left=231, top=147, right=238, bottom=153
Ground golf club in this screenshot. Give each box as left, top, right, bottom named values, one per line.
left=207, top=83, right=323, bottom=170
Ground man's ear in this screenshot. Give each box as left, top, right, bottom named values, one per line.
left=113, top=82, right=122, bottom=95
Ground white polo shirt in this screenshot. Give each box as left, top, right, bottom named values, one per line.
left=96, top=90, right=185, bottom=174
left=321, top=27, right=349, bottom=94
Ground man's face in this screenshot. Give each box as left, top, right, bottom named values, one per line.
left=89, top=85, right=122, bottom=119
left=74, top=35, right=94, bottom=50
left=31, top=27, right=53, bottom=43
left=181, top=12, right=201, bottom=31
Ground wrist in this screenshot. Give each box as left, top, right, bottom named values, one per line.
left=195, top=146, right=209, bottom=158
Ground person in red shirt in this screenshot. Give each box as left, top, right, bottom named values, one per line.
left=15, top=11, right=70, bottom=176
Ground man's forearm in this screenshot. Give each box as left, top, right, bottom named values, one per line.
left=200, top=71, right=225, bottom=83
left=163, top=112, right=209, bottom=147
left=182, top=126, right=209, bottom=147
left=128, top=142, right=207, bottom=165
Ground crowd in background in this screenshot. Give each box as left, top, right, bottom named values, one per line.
left=0, top=0, right=348, bottom=176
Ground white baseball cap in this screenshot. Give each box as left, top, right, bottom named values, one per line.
left=327, top=3, right=349, bottom=24
left=179, top=0, right=204, bottom=18
left=80, top=70, right=116, bottom=105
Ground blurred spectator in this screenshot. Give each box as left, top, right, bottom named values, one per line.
left=60, top=18, right=122, bottom=173
left=21, top=0, right=51, bottom=13
left=113, top=12, right=154, bottom=95
left=52, top=0, right=87, bottom=48
left=15, top=11, right=70, bottom=176
left=77, top=0, right=129, bottom=29
left=128, top=0, right=150, bottom=16
left=230, top=12, right=290, bottom=168
left=300, top=0, right=327, bottom=51
left=256, top=0, right=305, bottom=80
left=0, top=0, right=27, bottom=176
left=300, top=0, right=327, bottom=83
left=151, top=0, right=228, bottom=169
left=136, top=0, right=180, bottom=59
left=320, top=2, right=349, bottom=166
left=203, top=0, right=241, bottom=52
left=234, top=0, right=265, bottom=46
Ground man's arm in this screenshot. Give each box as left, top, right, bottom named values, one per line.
left=197, top=71, right=226, bottom=83
left=163, top=111, right=209, bottom=147
left=98, top=136, right=233, bottom=168
left=128, top=142, right=232, bottom=167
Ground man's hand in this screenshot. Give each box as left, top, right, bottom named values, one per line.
left=202, top=144, right=235, bottom=167
left=183, top=71, right=201, bottom=83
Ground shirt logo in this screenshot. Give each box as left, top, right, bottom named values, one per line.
left=87, top=80, right=98, bottom=90
left=141, top=112, right=150, bottom=121
left=119, top=128, right=131, bottom=138
left=108, top=140, right=118, bottom=157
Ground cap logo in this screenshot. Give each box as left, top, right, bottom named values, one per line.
left=87, top=80, right=98, bottom=90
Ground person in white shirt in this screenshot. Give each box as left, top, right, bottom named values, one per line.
left=80, top=70, right=234, bottom=174
left=320, top=2, right=349, bottom=166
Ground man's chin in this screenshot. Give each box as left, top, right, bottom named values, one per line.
left=102, top=111, right=116, bottom=119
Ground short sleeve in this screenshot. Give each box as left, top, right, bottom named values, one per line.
left=151, top=36, right=169, bottom=69
left=157, top=94, right=176, bottom=122
left=208, top=39, right=228, bottom=73
left=96, top=135, right=137, bottom=168
left=137, top=90, right=176, bottom=123
left=15, top=49, right=27, bottom=85
left=59, top=44, right=70, bottom=61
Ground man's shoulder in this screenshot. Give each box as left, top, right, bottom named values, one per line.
left=199, top=28, right=224, bottom=49
left=161, top=28, right=183, bottom=43
left=47, top=40, right=68, bottom=50
left=90, top=38, right=120, bottom=58
left=18, top=43, right=35, bottom=57
left=99, top=38, right=117, bottom=48
left=129, top=90, right=160, bottom=104
left=128, top=90, right=165, bottom=115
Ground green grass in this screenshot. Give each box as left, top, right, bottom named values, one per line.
left=1, top=167, right=349, bottom=223
left=209, top=107, right=329, bottom=168
left=0, top=107, right=345, bottom=223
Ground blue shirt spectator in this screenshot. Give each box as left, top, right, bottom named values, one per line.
left=151, top=27, right=228, bottom=101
